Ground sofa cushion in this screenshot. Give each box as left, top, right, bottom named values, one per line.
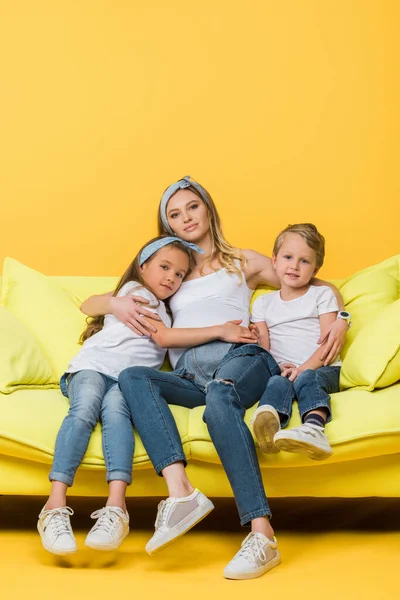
left=0, top=388, right=190, bottom=468
left=0, top=306, right=56, bottom=393
left=340, top=299, right=400, bottom=390
left=0, top=258, right=117, bottom=381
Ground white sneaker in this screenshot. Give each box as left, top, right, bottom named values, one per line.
left=274, top=423, right=333, bottom=460
left=85, top=506, right=130, bottom=550
left=251, top=405, right=281, bottom=454
left=37, top=506, right=77, bottom=555
left=224, top=532, right=281, bottom=580
left=145, top=488, right=214, bottom=554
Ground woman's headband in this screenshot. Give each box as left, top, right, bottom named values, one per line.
left=139, top=236, right=204, bottom=267
left=159, top=175, right=212, bottom=234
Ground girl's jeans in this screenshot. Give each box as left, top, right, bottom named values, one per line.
left=50, top=370, right=134, bottom=487
left=119, top=342, right=281, bottom=526
left=259, top=365, right=341, bottom=427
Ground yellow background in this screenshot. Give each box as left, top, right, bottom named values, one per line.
left=0, top=1, right=398, bottom=278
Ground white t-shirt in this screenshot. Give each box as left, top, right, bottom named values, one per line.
left=251, top=285, right=341, bottom=367
left=168, top=265, right=252, bottom=368
left=67, top=281, right=171, bottom=379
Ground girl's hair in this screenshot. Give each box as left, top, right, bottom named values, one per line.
left=272, top=223, right=325, bottom=268
left=158, top=183, right=246, bottom=279
left=80, top=237, right=192, bottom=344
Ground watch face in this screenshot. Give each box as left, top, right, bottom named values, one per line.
left=340, top=311, right=351, bottom=318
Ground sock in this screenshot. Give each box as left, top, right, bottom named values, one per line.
left=304, top=413, right=326, bottom=429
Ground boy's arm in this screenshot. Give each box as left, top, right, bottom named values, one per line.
left=310, top=280, right=348, bottom=365
left=281, top=312, right=338, bottom=381
left=150, top=319, right=257, bottom=348
left=249, top=321, right=270, bottom=351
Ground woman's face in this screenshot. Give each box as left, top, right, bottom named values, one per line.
left=166, top=189, right=210, bottom=241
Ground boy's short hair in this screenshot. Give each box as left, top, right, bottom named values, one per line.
left=273, top=223, right=325, bottom=268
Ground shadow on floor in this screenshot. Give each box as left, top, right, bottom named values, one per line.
left=1, top=496, right=400, bottom=531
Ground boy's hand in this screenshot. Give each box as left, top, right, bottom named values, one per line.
left=281, top=365, right=302, bottom=382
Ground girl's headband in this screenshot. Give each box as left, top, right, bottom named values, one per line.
left=159, top=175, right=212, bottom=234
left=139, top=236, right=204, bottom=267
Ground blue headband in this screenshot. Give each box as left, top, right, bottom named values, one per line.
left=139, top=236, right=204, bottom=266
left=159, top=175, right=212, bottom=234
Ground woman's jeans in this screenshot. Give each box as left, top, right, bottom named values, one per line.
left=119, top=342, right=281, bottom=526
left=259, top=365, right=341, bottom=427
left=50, top=370, right=134, bottom=486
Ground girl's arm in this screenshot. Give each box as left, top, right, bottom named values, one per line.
left=249, top=321, right=270, bottom=351
left=281, top=312, right=339, bottom=381
left=150, top=319, right=257, bottom=348
left=80, top=292, right=161, bottom=336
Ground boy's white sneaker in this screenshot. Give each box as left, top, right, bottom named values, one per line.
left=145, top=488, right=214, bottom=554
left=85, top=506, right=130, bottom=550
left=251, top=405, right=281, bottom=454
left=274, top=423, right=333, bottom=460
left=224, top=532, right=281, bottom=580
left=37, top=506, right=77, bottom=555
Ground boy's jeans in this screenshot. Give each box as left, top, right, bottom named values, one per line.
left=119, top=342, right=280, bottom=526
left=259, top=365, right=341, bottom=427
left=50, top=370, right=134, bottom=486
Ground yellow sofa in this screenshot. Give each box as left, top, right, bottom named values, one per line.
left=1, top=256, right=399, bottom=499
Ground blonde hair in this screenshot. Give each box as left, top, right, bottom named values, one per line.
left=80, top=237, right=192, bottom=344
left=273, top=223, right=325, bottom=268
left=158, top=184, right=246, bottom=279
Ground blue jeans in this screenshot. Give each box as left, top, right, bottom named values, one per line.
left=119, top=342, right=281, bottom=526
left=259, top=365, right=341, bottom=427
left=50, top=370, right=134, bottom=486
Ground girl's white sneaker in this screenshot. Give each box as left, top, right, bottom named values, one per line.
left=84, top=506, right=130, bottom=550
left=224, top=533, right=281, bottom=580
left=37, top=506, right=77, bottom=555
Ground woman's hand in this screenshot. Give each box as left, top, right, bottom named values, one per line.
left=110, top=296, right=161, bottom=336
left=318, top=318, right=348, bottom=366
left=219, top=320, right=258, bottom=344
left=281, top=365, right=302, bottom=382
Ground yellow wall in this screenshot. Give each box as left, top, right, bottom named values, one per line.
left=0, top=1, right=398, bottom=278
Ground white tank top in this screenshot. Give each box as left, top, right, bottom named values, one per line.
left=168, top=264, right=253, bottom=368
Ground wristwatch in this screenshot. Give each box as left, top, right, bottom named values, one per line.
left=337, top=310, right=352, bottom=328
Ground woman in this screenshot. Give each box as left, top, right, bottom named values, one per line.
left=82, top=176, right=348, bottom=579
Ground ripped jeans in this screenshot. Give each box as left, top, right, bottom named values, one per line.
left=119, top=342, right=280, bottom=526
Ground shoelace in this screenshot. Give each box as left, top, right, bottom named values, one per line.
left=155, top=499, right=174, bottom=529
left=237, top=533, right=268, bottom=566
left=89, top=507, right=128, bottom=534
left=43, top=507, right=74, bottom=537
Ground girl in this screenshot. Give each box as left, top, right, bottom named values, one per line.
left=38, top=235, right=254, bottom=556
left=82, top=177, right=348, bottom=580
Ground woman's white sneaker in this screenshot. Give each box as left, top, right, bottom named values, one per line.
left=224, top=533, right=281, bottom=580
left=37, top=506, right=77, bottom=555
left=85, top=506, right=130, bottom=550
left=251, top=405, right=281, bottom=454
left=274, top=423, right=333, bottom=460
left=146, top=489, right=214, bottom=554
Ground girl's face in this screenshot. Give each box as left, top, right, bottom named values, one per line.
left=166, top=189, right=210, bottom=241
left=140, top=245, right=190, bottom=300
left=272, top=233, right=319, bottom=289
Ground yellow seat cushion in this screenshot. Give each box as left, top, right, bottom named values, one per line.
left=0, top=306, right=56, bottom=393
left=340, top=299, right=400, bottom=390
left=0, top=388, right=191, bottom=468
left=0, top=259, right=117, bottom=381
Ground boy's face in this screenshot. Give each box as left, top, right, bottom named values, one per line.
left=272, top=233, right=319, bottom=289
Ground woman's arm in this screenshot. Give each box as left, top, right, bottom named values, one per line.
left=80, top=292, right=161, bottom=336
left=242, top=250, right=281, bottom=289
left=151, top=320, right=257, bottom=348
left=312, top=278, right=344, bottom=310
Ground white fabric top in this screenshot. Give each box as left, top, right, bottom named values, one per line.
left=67, top=281, right=171, bottom=379
left=251, top=285, right=341, bottom=367
left=168, top=264, right=253, bottom=368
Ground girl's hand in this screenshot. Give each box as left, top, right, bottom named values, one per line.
left=220, top=320, right=258, bottom=344
left=249, top=323, right=265, bottom=343
left=109, top=296, right=161, bottom=335
left=281, top=365, right=302, bottom=382
left=318, top=318, right=348, bottom=366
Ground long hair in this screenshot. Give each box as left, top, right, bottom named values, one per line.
left=158, top=183, right=246, bottom=279
left=80, top=237, right=192, bottom=344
